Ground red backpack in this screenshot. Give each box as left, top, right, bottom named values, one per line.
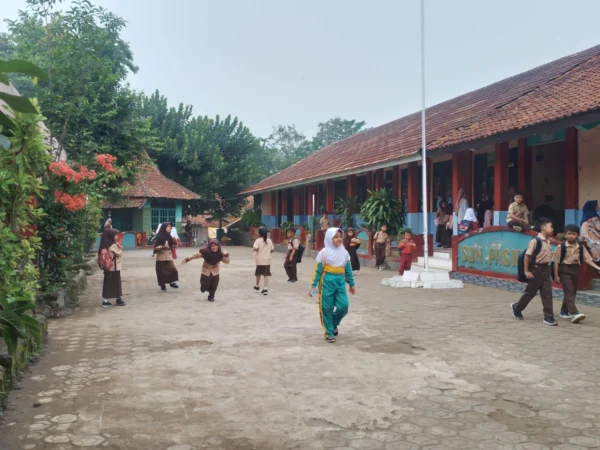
left=98, top=248, right=113, bottom=271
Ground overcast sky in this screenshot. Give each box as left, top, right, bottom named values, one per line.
left=2, top=0, right=599, bottom=138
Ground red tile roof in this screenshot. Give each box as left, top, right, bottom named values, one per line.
left=101, top=198, right=146, bottom=209
left=242, top=45, right=600, bottom=194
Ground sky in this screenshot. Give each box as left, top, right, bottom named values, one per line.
left=2, top=0, right=600, bottom=139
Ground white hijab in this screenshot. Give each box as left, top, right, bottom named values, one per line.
left=316, top=227, right=350, bottom=267
left=464, top=208, right=478, bottom=222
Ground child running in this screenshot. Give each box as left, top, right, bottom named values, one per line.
left=511, top=217, right=556, bottom=325
left=154, top=222, right=180, bottom=291
left=310, top=228, right=356, bottom=343
left=182, top=239, right=230, bottom=302
left=398, top=229, right=417, bottom=276
left=253, top=227, right=274, bottom=295
left=553, top=224, right=600, bottom=323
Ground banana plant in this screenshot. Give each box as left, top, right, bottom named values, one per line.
left=0, top=297, right=41, bottom=355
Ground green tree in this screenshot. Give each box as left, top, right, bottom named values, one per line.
left=311, top=117, right=367, bottom=150
left=360, top=189, right=406, bottom=236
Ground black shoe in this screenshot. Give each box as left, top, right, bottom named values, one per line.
left=261, top=289, right=268, bottom=295
left=161, top=285, right=167, bottom=291
left=116, top=298, right=126, bottom=306
left=102, top=300, right=111, bottom=308
left=511, top=303, right=523, bottom=320
left=208, top=296, right=215, bottom=302
left=326, top=337, right=336, bottom=343
left=333, top=327, right=339, bottom=336
left=543, top=316, right=558, bottom=326
left=254, top=286, right=260, bottom=292
left=170, top=282, right=179, bottom=289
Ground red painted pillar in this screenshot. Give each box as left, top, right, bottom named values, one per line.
left=326, top=179, right=335, bottom=213
left=307, top=185, right=315, bottom=215
left=280, top=189, right=288, bottom=221
left=452, top=151, right=473, bottom=208
left=392, top=166, right=400, bottom=199
left=375, top=169, right=384, bottom=191
left=366, top=171, right=373, bottom=195
left=407, top=162, right=419, bottom=213
left=293, top=188, right=302, bottom=215
left=517, top=138, right=532, bottom=203
left=565, top=127, right=579, bottom=211
left=346, top=174, right=357, bottom=199
left=494, top=142, right=510, bottom=211
left=426, top=157, right=433, bottom=211
left=452, top=152, right=461, bottom=208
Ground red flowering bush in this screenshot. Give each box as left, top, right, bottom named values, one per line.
left=49, top=161, right=97, bottom=184
left=96, top=154, right=118, bottom=173
left=54, top=191, right=87, bottom=212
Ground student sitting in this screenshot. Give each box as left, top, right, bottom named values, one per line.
left=458, top=208, right=479, bottom=235
left=553, top=224, right=600, bottom=324
left=507, top=192, right=531, bottom=232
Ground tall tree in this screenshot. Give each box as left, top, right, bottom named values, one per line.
left=311, top=117, right=367, bottom=150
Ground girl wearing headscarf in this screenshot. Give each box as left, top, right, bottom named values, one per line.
left=458, top=207, right=480, bottom=235
left=154, top=222, right=180, bottom=291
left=580, top=200, right=600, bottom=262
left=310, top=228, right=356, bottom=343
left=344, top=227, right=361, bottom=274
left=98, top=228, right=125, bottom=308
left=453, top=188, right=469, bottom=234
left=183, top=239, right=230, bottom=302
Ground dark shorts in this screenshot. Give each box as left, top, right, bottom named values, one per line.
left=255, top=265, right=272, bottom=277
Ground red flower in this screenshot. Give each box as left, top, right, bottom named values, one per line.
left=53, top=191, right=86, bottom=211
left=95, top=154, right=118, bottom=173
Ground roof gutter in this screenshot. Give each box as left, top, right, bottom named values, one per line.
left=242, top=152, right=423, bottom=195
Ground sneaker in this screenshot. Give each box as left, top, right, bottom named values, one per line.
left=261, top=289, right=268, bottom=295
left=160, top=285, right=167, bottom=292
left=571, top=312, right=586, bottom=324
left=326, top=337, right=336, bottom=343
left=560, top=311, right=571, bottom=319
left=513, top=225, right=523, bottom=232
left=254, top=286, right=260, bottom=292
left=543, top=316, right=558, bottom=326
left=101, top=300, right=111, bottom=308
left=208, top=296, right=215, bottom=302
left=511, top=303, right=523, bottom=320
left=170, top=282, right=179, bottom=289
left=115, top=298, right=126, bottom=306
left=379, top=266, right=384, bottom=271
left=333, top=327, right=339, bottom=336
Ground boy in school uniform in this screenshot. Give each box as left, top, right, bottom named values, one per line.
left=373, top=225, right=390, bottom=271
left=284, top=227, right=300, bottom=282
left=511, top=217, right=556, bottom=325
left=507, top=193, right=531, bottom=232
left=398, top=229, right=417, bottom=276
left=552, top=224, right=600, bottom=324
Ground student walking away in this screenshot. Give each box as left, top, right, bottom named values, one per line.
left=398, top=229, right=417, bottom=276
left=580, top=200, right=600, bottom=263
left=98, top=228, right=126, bottom=308
left=284, top=228, right=300, bottom=282
left=253, top=227, right=274, bottom=295
left=435, top=201, right=452, bottom=248
left=507, top=193, right=531, bottom=232
left=154, top=222, right=180, bottom=291
left=512, top=218, right=556, bottom=325
left=373, top=225, right=389, bottom=270
left=344, top=227, right=361, bottom=275
left=477, top=194, right=494, bottom=228
left=458, top=208, right=480, bottom=235
left=553, top=224, right=600, bottom=323
left=310, top=228, right=356, bottom=343
left=320, top=212, right=331, bottom=231
left=182, top=239, right=230, bottom=302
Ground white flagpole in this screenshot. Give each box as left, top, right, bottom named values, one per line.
left=420, top=0, right=429, bottom=271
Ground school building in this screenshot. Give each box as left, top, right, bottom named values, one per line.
left=241, top=45, right=600, bottom=239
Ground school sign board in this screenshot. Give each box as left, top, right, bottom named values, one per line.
left=454, top=228, right=557, bottom=277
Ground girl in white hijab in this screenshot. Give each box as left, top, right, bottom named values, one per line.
left=458, top=207, right=480, bottom=235
left=309, top=228, right=357, bottom=343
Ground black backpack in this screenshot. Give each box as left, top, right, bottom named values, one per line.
left=517, top=237, right=542, bottom=282
left=549, top=242, right=584, bottom=281
left=290, top=238, right=305, bottom=263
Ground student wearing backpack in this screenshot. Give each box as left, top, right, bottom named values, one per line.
left=284, top=227, right=300, bottom=282
left=512, top=218, right=556, bottom=325
left=309, top=227, right=356, bottom=343
left=552, top=224, right=600, bottom=324
left=98, top=228, right=125, bottom=308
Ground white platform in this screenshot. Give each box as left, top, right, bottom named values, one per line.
left=381, top=270, right=463, bottom=289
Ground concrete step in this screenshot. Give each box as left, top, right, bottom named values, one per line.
left=416, top=256, right=453, bottom=271
left=433, top=251, right=452, bottom=260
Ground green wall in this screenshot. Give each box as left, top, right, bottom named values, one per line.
left=143, top=202, right=152, bottom=234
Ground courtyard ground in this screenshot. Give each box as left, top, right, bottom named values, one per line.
left=2, top=247, right=600, bottom=450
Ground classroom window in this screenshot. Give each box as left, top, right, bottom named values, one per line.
left=151, top=208, right=176, bottom=231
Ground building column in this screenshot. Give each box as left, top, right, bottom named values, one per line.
left=346, top=174, right=357, bottom=199
left=366, top=171, right=373, bottom=193
left=494, top=142, right=510, bottom=225
left=326, top=179, right=335, bottom=214
left=406, top=161, right=422, bottom=234
left=392, top=166, right=400, bottom=199
left=565, top=127, right=579, bottom=225
left=293, top=188, right=305, bottom=226
left=452, top=150, right=473, bottom=207
left=307, top=185, right=315, bottom=216
left=261, top=191, right=278, bottom=229
left=375, top=168, right=384, bottom=190
left=281, top=189, right=289, bottom=225
left=517, top=138, right=532, bottom=203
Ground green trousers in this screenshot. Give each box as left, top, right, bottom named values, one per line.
left=319, top=273, right=349, bottom=338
